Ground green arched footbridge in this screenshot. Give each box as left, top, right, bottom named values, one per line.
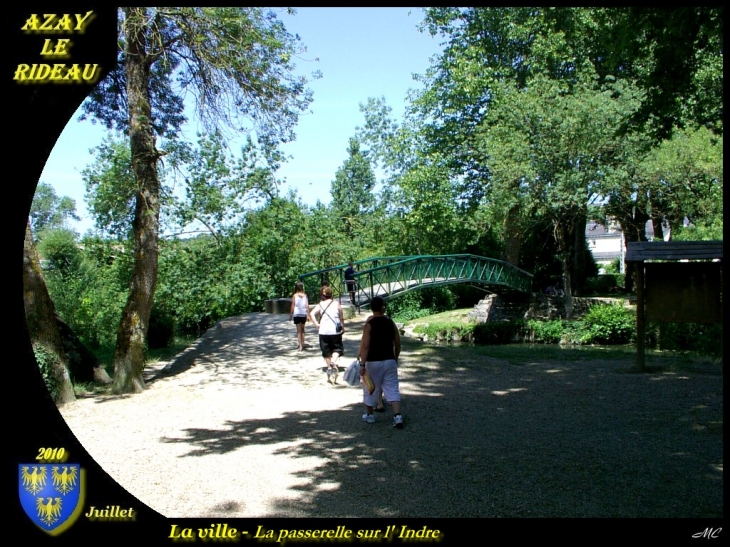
left=298, top=255, right=534, bottom=308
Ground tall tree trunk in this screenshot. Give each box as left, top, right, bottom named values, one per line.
left=619, top=207, right=650, bottom=293
left=503, top=204, right=522, bottom=266
left=111, top=7, right=160, bottom=394
left=571, top=210, right=588, bottom=296
left=23, top=222, right=76, bottom=404
left=555, top=222, right=574, bottom=320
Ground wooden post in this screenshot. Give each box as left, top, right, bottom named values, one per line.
left=636, top=261, right=645, bottom=372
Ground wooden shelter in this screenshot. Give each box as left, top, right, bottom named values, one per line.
left=625, top=241, right=723, bottom=371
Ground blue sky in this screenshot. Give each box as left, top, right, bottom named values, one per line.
left=39, top=7, right=445, bottom=235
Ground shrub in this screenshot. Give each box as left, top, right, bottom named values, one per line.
left=388, top=287, right=457, bottom=323
left=580, top=303, right=635, bottom=345
left=584, top=274, right=626, bottom=295
left=527, top=319, right=563, bottom=344
left=412, top=322, right=475, bottom=342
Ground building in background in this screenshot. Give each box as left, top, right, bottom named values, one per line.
left=585, top=219, right=669, bottom=274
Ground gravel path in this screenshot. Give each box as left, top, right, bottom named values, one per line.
left=58, top=312, right=723, bottom=518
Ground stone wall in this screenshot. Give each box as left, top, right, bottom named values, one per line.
left=469, top=293, right=630, bottom=323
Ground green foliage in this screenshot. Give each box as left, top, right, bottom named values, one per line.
left=672, top=222, right=723, bottom=242
left=155, top=235, right=251, bottom=335
left=579, top=304, right=635, bottom=345
left=33, top=344, right=61, bottom=402
left=636, top=126, right=723, bottom=235
left=483, top=67, right=644, bottom=299
left=605, top=258, right=621, bottom=275
left=387, top=287, right=457, bottom=322
left=412, top=322, right=476, bottom=342
left=43, top=236, right=132, bottom=350
left=524, top=304, right=634, bottom=346
left=82, top=135, right=136, bottom=238
left=167, top=132, right=278, bottom=239
left=30, top=182, right=80, bottom=237
left=331, top=138, right=376, bottom=227
left=583, top=275, right=626, bottom=295
left=386, top=291, right=430, bottom=322
left=37, top=228, right=83, bottom=276
left=527, top=319, right=563, bottom=344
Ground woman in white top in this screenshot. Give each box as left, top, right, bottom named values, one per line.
left=308, top=286, right=345, bottom=384
left=289, top=282, right=309, bottom=351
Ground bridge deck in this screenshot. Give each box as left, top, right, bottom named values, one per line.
left=298, top=254, right=533, bottom=309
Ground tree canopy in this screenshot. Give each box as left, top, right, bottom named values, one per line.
left=80, top=7, right=315, bottom=393
left=29, top=182, right=80, bottom=237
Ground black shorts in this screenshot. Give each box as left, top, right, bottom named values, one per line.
left=319, top=334, right=344, bottom=358
left=346, top=281, right=356, bottom=291
left=293, top=316, right=307, bottom=325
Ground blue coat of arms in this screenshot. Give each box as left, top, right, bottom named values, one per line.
left=19, top=464, right=84, bottom=534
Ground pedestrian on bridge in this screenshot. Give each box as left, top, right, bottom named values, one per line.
left=289, top=282, right=309, bottom=351
left=309, top=286, right=345, bottom=385
left=358, top=296, right=404, bottom=428
left=344, top=262, right=357, bottom=305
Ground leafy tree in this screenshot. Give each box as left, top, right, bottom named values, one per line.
left=37, top=228, right=84, bottom=277
left=586, top=7, right=723, bottom=139
left=80, top=8, right=314, bottom=393
left=412, top=7, right=723, bottom=270
left=357, top=98, right=480, bottom=257
left=412, top=8, right=593, bottom=265
left=600, top=125, right=723, bottom=290
left=330, top=138, right=376, bottom=241
left=390, top=160, right=466, bottom=255
left=82, top=135, right=136, bottom=239
left=481, top=69, right=643, bottom=317
left=636, top=126, right=723, bottom=237
left=169, top=132, right=278, bottom=242
left=239, top=196, right=312, bottom=298
left=29, top=182, right=80, bottom=238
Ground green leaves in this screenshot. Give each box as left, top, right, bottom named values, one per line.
left=82, top=135, right=136, bottom=239
left=637, top=126, right=723, bottom=232
left=168, top=132, right=276, bottom=240
left=330, top=138, right=376, bottom=227
left=29, top=182, right=81, bottom=237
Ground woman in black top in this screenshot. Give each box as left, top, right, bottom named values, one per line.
left=358, top=296, right=404, bottom=428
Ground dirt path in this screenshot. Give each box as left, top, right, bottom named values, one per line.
left=58, top=312, right=723, bottom=518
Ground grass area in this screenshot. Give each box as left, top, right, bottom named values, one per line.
left=403, top=308, right=473, bottom=326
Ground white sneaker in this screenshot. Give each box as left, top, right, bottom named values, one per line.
left=362, top=413, right=375, bottom=424
left=393, top=414, right=404, bottom=429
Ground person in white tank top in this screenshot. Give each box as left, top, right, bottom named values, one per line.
left=308, top=286, right=345, bottom=384
left=289, top=282, right=310, bottom=351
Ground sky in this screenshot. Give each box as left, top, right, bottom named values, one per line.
left=38, top=7, right=446, bottom=235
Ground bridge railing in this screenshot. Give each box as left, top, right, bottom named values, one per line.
left=298, top=256, right=411, bottom=303
left=350, top=254, right=533, bottom=307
